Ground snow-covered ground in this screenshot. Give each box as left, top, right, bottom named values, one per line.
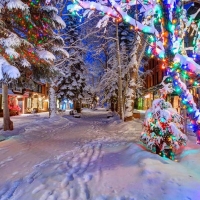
left=0, top=109, right=200, bottom=200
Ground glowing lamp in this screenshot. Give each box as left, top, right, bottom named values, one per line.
left=145, top=94, right=150, bottom=98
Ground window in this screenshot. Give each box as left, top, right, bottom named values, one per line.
left=1, top=95, right=2, bottom=109
left=162, top=70, right=165, bottom=78
left=38, top=98, right=43, bottom=109
left=38, top=85, right=42, bottom=93
left=13, top=87, right=22, bottom=93
left=27, top=98, right=31, bottom=108
left=153, top=75, right=155, bottom=86
left=32, top=98, right=37, bottom=108
left=157, top=72, right=159, bottom=84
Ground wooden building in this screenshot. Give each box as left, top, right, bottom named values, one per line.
left=0, top=83, right=49, bottom=116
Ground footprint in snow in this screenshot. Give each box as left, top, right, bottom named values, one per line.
left=32, top=184, right=46, bottom=194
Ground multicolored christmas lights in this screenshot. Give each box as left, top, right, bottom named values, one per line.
left=72, top=0, right=200, bottom=144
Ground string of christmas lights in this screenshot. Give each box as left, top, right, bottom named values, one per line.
left=1, top=0, right=62, bottom=67
left=71, top=0, right=200, bottom=144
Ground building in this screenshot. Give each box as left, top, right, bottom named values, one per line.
left=22, top=84, right=49, bottom=114
left=142, top=58, right=166, bottom=110
left=142, top=56, right=200, bottom=112
left=58, top=99, right=73, bottom=110
left=140, top=1, right=200, bottom=111
left=0, top=83, right=49, bottom=116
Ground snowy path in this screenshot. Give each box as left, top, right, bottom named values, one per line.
left=0, top=110, right=200, bottom=200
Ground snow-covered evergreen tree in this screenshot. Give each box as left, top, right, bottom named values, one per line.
left=0, top=0, right=67, bottom=81
left=0, top=0, right=67, bottom=129
left=141, top=77, right=187, bottom=160
left=56, top=13, right=86, bottom=112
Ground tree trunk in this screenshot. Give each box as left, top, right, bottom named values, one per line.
left=124, top=34, right=147, bottom=121
left=111, top=101, right=115, bottom=112
left=73, top=100, right=77, bottom=110
left=49, top=84, right=57, bottom=118
left=80, top=99, right=82, bottom=113
left=2, top=83, right=13, bottom=130
left=180, top=19, right=187, bottom=135
left=116, top=22, right=124, bottom=121
left=77, top=99, right=81, bottom=113
left=125, top=69, right=138, bottom=121
left=180, top=78, right=188, bottom=135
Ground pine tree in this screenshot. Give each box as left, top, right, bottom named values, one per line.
left=141, top=77, right=187, bottom=160
left=56, top=13, right=86, bottom=112
left=0, top=0, right=67, bottom=129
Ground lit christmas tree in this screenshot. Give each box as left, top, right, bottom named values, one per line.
left=0, top=0, right=67, bottom=130
left=0, top=0, right=66, bottom=79
left=141, top=76, right=187, bottom=160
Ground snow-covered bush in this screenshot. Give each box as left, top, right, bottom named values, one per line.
left=141, top=98, right=187, bottom=160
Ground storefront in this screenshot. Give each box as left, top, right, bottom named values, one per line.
left=58, top=99, right=73, bottom=110
left=0, top=83, right=49, bottom=115
left=135, top=98, right=144, bottom=110
left=168, top=94, right=180, bottom=113
left=24, top=92, right=49, bottom=113
left=81, top=98, right=91, bottom=108
left=0, top=89, right=21, bottom=116
left=143, top=93, right=153, bottom=110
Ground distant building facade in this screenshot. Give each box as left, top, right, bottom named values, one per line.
left=0, top=83, right=49, bottom=116
left=141, top=57, right=200, bottom=112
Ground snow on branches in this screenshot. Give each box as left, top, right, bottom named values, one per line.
left=141, top=98, right=187, bottom=160
left=141, top=75, right=188, bottom=160
left=7, top=0, right=29, bottom=11
left=0, top=0, right=68, bottom=82
left=36, top=49, right=56, bottom=61
left=0, top=57, right=20, bottom=81
left=159, top=76, right=174, bottom=98
left=68, top=0, right=200, bottom=143
left=68, top=0, right=158, bottom=34
left=53, top=15, right=66, bottom=29
left=68, top=0, right=163, bottom=57
left=174, top=54, right=200, bottom=74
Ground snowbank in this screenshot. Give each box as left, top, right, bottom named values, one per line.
left=0, top=111, right=199, bottom=199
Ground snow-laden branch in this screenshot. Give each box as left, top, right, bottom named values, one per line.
left=68, top=0, right=159, bottom=36
left=176, top=75, right=200, bottom=123
left=0, top=57, right=20, bottom=80
left=69, top=0, right=166, bottom=59
left=109, top=0, right=159, bottom=36
left=174, top=53, right=200, bottom=74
